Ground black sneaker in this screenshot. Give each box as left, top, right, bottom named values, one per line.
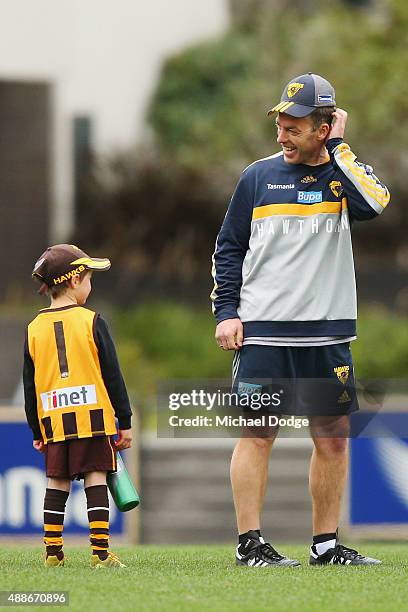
left=236, top=531, right=300, bottom=567
left=310, top=543, right=381, bottom=566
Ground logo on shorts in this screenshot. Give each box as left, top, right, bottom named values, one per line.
left=334, top=365, right=350, bottom=385
left=40, top=385, right=97, bottom=411
left=297, top=191, right=323, bottom=204
left=237, top=382, right=262, bottom=396
left=338, top=390, right=351, bottom=403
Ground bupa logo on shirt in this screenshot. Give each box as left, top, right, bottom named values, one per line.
left=40, top=385, right=97, bottom=411
left=297, top=191, right=323, bottom=204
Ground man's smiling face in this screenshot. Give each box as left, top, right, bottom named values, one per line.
left=275, top=112, right=329, bottom=166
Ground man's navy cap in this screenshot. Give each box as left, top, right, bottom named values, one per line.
left=267, top=73, right=336, bottom=118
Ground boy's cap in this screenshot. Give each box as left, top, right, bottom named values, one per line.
left=267, top=73, right=336, bottom=118
left=32, top=244, right=111, bottom=287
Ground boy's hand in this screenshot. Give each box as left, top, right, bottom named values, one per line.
left=115, top=429, right=132, bottom=450
left=33, top=439, right=45, bottom=453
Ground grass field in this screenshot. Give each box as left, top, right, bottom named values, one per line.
left=0, top=544, right=407, bottom=611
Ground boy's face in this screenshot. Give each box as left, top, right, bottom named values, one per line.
left=71, top=271, right=92, bottom=305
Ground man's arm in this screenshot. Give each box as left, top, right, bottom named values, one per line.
left=23, top=331, right=42, bottom=440
left=326, top=109, right=390, bottom=221
left=210, top=171, right=253, bottom=322
left=211, top=171, right=254, bottom=350
left=93, top=315, right=132, bottom=448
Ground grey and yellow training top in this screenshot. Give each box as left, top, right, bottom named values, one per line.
left=211, top=137, right=390, bottom=344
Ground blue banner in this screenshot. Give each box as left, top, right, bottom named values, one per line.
left=0, top=422, right=123, bottom=534
left=350, top=417, right=408, bottom=525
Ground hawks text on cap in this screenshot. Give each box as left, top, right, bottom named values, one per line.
left=32, top=244, right=111, bottom=288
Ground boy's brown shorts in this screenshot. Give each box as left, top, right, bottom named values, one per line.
left=45, top=435, right=117, bottom=481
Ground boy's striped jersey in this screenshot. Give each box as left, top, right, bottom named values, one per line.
left=23, top=304, right=132, bottom=443
left=211, top=137, right=390, bottom=341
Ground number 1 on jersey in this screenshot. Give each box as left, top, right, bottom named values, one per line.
left=54, top=320, right=69, bottom=378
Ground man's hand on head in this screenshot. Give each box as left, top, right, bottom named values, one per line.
left=328, top=108, right=348, bottom=140
left=215, top=318, right=243, bottom=350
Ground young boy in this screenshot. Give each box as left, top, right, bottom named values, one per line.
left=23, top=243, right=132, bottom=568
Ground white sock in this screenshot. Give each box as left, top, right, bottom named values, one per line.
left=315, top=539, right=336, bottom=556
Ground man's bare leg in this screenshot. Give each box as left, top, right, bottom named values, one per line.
left=308, top=414, right=381, bottom=565
left=231, top=425, right=301, bottom=567
left=230, top=427, right=278, bottom=534
left=309, top=415, right=349, bottom=534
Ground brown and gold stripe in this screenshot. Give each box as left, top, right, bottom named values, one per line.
left=42, top=416, right=54, bottom=442
left=62, top=412, right=78, bottom=437
left=90, top=409, right=105, bottom=436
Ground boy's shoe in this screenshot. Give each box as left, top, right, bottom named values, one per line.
left=90, top=551, right=126, bottom=568
left=236, top=532, right=300, bottom=567
left=44, top=554, right=65, bottom=567
left=310, top=543, right=381, bottom=566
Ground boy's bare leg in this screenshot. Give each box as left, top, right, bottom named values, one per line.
left=48, top=477, right=71, bottom=492
left=230, top=427, right=278, bottom=534
left=84, top=471, right=107, bottom=487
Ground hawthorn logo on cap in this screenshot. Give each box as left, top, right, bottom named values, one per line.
left=287, top=82, right=304, bottom=98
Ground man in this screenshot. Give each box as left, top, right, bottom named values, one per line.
left=211, top=73, right=389, bottom=567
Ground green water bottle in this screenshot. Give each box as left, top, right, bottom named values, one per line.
left=107, top=452, right=140, bottom=512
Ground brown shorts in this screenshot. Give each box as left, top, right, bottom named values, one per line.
left=45, top=436, right=117, bottom=481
